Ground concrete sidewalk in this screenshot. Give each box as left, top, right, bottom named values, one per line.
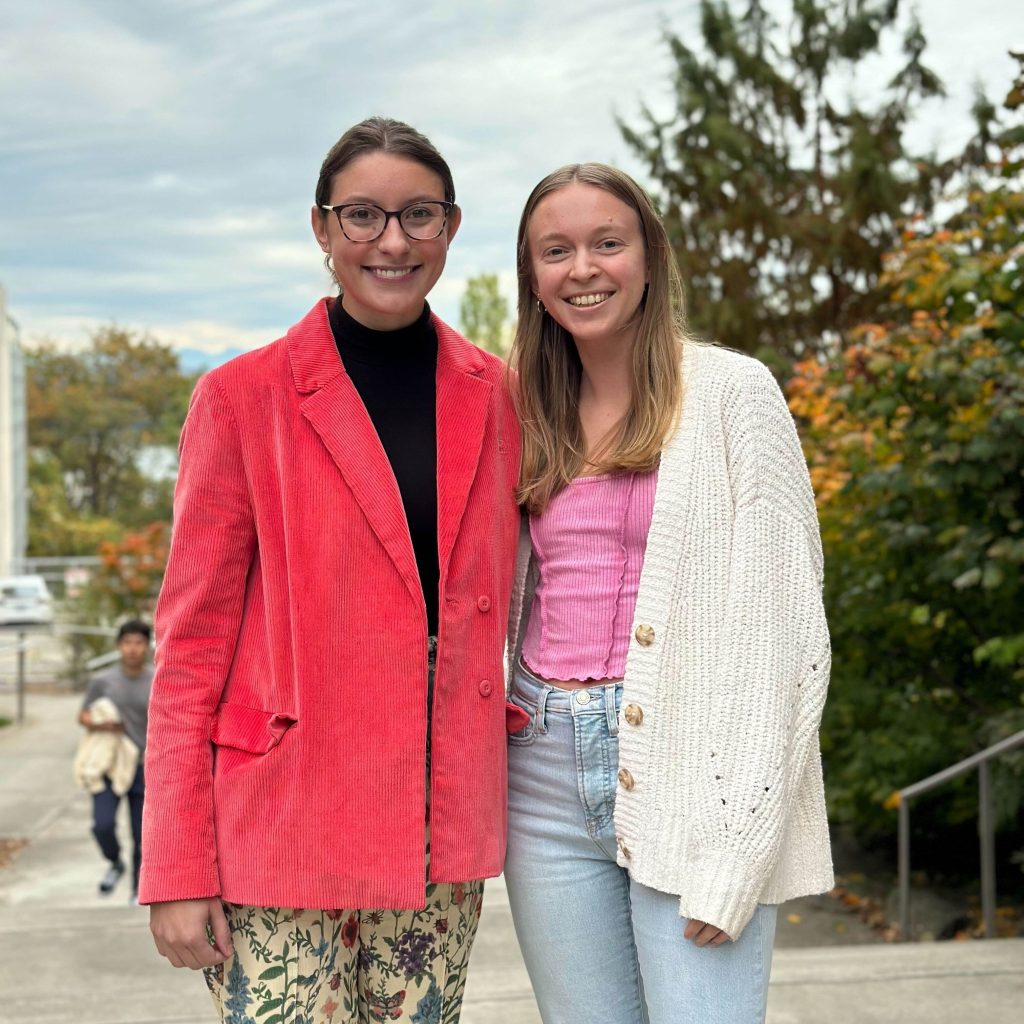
left=1, top=691, right=1021, bottom=1024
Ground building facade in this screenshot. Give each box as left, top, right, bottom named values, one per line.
left=0, top=285, right=28, bottom=577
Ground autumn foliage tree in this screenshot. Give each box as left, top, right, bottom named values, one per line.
left=787, top=87, right=1024, bottom=850
left=26, top=325, right=195, bottom=542
left=70, top=522, right=171, bottom=635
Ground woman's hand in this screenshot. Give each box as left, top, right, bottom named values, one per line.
left=683, top=919, right=732, bottom=946
left=150, top=898, right=234, bottom=969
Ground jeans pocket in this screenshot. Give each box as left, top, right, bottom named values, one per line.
left=507, top=693, right=538, bottom=746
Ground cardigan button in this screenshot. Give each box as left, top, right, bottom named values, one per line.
left=477, top=595, right=491, bottom=612
left=478, top=679, right=493, bottom=697
left=624, top=703, right=644, bottom=726
left=634, top=624, right=655, bottom=646
left=617, top=768, right=635, bottom=791
left=617, top=837, right=632, bottom=859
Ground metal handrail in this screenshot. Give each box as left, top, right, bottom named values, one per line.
left=1, top=623, right=122, bottom=724
left=892, top=729, right=1024, bottom=940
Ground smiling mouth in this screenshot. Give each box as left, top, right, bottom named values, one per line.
left=566, top=292, right=612, bottom=307
left=367, top=266, right=418, bottom=279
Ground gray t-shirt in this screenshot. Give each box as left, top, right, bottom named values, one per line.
left=82, top=663, right=154, bottom=754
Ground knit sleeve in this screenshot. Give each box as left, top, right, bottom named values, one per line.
left=675, top=359, right=831, bottom=940
left=139, top=373, right=257, bottom=903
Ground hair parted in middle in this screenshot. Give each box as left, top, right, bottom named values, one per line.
left=509, top=162, right=689, bottom=514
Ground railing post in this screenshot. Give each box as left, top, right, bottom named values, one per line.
left=979, top=760, right=996, bottom=938
left=16, top=630, right=26, bottom=725
left=70, top=633, right=85, bottom=689
left=898, top=797, right=911, bottom=941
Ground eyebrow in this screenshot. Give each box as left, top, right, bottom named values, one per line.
left=332, top=193, right=445, bottom=205
left=535, top=224, right=631, bottom=245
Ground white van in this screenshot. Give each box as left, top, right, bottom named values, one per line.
left=0, top=575, right=54, bottom=627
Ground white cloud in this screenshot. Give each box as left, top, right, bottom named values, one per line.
left=2, top=0, right=1021, bottom=353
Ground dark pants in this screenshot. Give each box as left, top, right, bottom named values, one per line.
left=91, top=763, right=145, bottom=889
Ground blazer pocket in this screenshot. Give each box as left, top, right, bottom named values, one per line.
left=211, top=702, right=297, bottom=754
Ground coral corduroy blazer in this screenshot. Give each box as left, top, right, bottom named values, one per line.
left=139, top=300, right=521, bottom=910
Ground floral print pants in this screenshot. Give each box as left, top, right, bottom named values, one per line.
left=203, top=872, right=484, bottom=1024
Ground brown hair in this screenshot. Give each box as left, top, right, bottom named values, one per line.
left=509, top=163, right=688, bottom=514
left=314, top=117, right=455, bottom=281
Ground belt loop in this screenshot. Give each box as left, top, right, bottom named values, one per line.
left=536, top=684, right=552, bottom=735
left=605, top=683, right=619, bottom=736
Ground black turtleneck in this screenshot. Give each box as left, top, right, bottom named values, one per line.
left=329, top=298, right=439, bottom=635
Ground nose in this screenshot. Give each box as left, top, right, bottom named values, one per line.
left=569, top=248, right=598, bottom=281
left=376, top=213, right=411, bottom=254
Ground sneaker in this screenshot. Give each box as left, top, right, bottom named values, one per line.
left=98, top=860, right=125, bottom=895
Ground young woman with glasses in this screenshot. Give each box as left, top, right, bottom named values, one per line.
left=140, top=117, right=521, bottom=1024
left=503, top=163, right=834, bottom=1024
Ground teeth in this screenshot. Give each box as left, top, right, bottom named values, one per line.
left=567, top=293, right=610, bottom=307
left=370, top=268, right=412, bottom=278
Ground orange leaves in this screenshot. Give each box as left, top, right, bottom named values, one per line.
left=88, top=522, right=170, bottom=618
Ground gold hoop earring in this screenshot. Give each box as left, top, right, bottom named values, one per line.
left=536, top=298, right=545, bottom=315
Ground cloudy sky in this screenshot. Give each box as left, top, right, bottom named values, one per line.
left=2, top=0, right=1021, bottom=362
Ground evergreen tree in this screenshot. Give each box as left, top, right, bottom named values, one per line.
left=619, top=0, right=947, bottom=363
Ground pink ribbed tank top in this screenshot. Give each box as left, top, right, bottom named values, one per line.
left=521, top=468, right=658, bottom=682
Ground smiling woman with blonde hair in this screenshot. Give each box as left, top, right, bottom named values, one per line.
left=504, top=162, right=834, bottom=1024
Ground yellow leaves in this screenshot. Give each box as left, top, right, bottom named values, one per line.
left=786, top=913, right=802, bottom=925
left=808, top=465, right=850, bottom=507
left=883, top=790, right=902, bottom=811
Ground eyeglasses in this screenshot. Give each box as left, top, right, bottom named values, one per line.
left=320, top=201, right=455, bottom=242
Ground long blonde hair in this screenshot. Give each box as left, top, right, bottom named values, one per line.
left=510, top=163, right=688, bottom=514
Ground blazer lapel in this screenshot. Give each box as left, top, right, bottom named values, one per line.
left=289, top=302, right=421, bottom=607
left=434, top=317, right=491, bottom=589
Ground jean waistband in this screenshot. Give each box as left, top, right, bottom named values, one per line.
left=513, top=659, right=621, bottom=734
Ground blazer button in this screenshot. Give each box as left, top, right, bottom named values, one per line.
left=478, top=679, right=493, bottom=697
left=624, top=703, right=644, bottom=726
left=634, top=624, right=655, bottom=646
left=617, top=768, right=635, bottom=790
left=477, top=595, right=491, bottom=612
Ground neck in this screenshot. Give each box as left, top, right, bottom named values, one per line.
left=574, top=332, right=635, bottom=462
left=340, top=295, right=426, bottom=333
left=575, top=333, right=634, bottom=412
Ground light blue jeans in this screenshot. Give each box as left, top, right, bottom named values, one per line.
left=505, top=662, right=777, bottom=1024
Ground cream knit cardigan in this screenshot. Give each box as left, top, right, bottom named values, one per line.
left=507, top=342, right=834, bottom=940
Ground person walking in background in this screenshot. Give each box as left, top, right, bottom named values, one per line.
left=503, top=163, right=834, bottom=1024
left=76, top=618, right=153, bottom=903
left=140, top=117, right=521, bottom=1024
